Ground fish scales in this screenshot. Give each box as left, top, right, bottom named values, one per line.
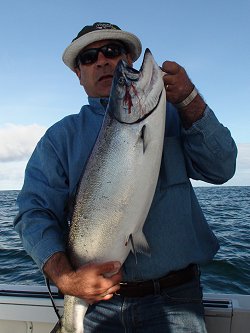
left=70, top=121, right=146, bottom=263
left=51, top=49, right=166, bottom=333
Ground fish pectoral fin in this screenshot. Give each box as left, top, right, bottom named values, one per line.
left=131, top=230, right=151, bottom=257
left=140, top=124, right=150, bottom=153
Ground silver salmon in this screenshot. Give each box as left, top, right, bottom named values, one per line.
left=52, top=49, right=166, bottom=333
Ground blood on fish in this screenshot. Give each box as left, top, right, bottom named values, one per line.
left=123, top=83, right=139, bottom=114
left=124, top=86, right=133, bottom=114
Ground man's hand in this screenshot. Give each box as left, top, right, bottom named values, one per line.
left=161, top=60, right=206, bottom=128
left=43, top=252, right=122, bottom=304
left=161, top=61, right=194, bottom=105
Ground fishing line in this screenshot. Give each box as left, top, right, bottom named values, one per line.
left=45, top=277, right=61, bottom=320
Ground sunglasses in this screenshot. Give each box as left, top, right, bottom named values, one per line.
left=76, top=43, right=127, bottom=66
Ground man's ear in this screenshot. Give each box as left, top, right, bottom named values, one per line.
left=74, top=67, right=81, bottom=80
left=126, top=54, right=133, bottom=67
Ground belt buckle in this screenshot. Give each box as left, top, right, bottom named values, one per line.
left=119, top=282, right=129, bottom=286
left=115, top=282, right=128, bottom=296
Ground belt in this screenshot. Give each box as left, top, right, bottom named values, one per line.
left=116, top=264, right=197, bottom=298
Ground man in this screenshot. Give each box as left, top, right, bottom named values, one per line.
left=14, top=22, right=237, bottom=332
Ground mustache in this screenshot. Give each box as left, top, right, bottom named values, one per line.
left=98, top=74, right=113, bottom=82
left=96, top=68, right=114, bottom=82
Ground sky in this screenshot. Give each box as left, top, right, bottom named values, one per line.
left=0, top=0, right=249, bottom=190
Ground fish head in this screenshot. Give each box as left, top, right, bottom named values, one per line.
left=108, top=49, right=164, bottom=124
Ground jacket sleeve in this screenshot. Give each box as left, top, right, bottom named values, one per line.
left=181, top=105, right=237, bottom=184
left=13, top=133, right=70, bottom=271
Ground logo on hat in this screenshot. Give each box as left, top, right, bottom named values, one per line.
left=72, top=22, right=121, bottom=42
left=94, top=22, right=120, bottom=30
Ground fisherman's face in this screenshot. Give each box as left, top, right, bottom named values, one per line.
left=74, top=40, right=133, bottom=98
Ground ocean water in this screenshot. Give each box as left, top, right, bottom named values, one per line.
left=0, top=187, right=249, bottom=295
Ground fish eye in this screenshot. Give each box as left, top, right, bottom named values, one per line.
left=118, top=77, right=126, bottom=86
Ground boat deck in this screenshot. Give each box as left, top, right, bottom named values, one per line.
left=0, top=285, right=249, bottom=333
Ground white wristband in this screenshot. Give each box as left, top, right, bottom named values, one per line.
left=175, top=87, right=198, bottom=109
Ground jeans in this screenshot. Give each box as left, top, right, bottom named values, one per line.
left=84, top=272, right=207, bottom=333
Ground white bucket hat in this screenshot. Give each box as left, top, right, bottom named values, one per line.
left=62, top=22, right=142, bottom=71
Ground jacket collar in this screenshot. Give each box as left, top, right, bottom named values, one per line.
left=88, top=97, right=109, bottom=115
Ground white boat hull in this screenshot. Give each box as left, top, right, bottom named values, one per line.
left=0, top=285, right=249, bottom=333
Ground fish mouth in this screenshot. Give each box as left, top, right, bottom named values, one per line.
left=121, top=65, right=140, bottom=82
left=139, top=48, right=162, bottom=92
left=119, top=48, right=158, bottom=85
left=109, top=49, right=164, bottom=124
